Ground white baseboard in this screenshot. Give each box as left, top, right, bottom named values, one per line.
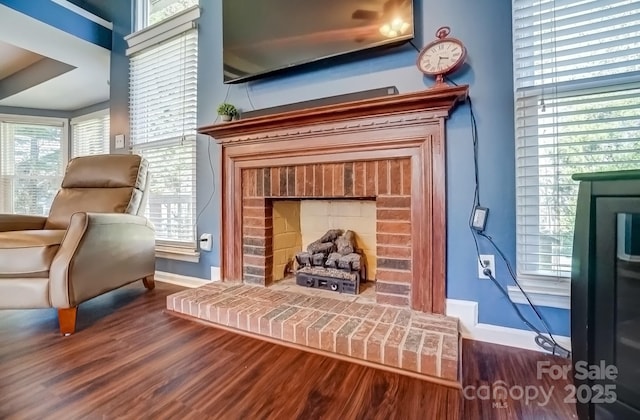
left=155, top=270, right=209, bottom=288
left=210, top=266, right=221, bottom=281
left=446, top=299, right=571, bottom=354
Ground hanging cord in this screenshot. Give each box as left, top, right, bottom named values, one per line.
left=460, top=92, right=571, bottom=358
left=244, top=82, right=256, bottom=111
left=193, top=82, right=232, bottom=230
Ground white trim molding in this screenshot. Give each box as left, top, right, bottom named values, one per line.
left=508, top=285, right=571, bottom=310
left=155, top=245, right=200, bottom=263
left=51, top=0, right=113, bottom=29
left=446, top=299, right=571, bottom=354
left=508, top=277, right=571, bottom=310
left=155, top=271, right=209, bottom=288
left=125, top=5, right=200, bottom=55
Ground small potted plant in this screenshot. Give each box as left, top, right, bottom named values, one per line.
left=217, top=103, right=238, bottom=122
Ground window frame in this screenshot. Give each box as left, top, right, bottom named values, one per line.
left=127, top=4, right=200, bottom=260
left=135, top=0, right=199, bottom=31
left=511, top=0, right=640, bottom=308
left=0, top=114, right=69, bottom=215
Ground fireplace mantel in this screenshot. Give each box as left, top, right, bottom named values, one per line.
left=199, top=86, right=469, bottom=142
left=199, top=85, right=469, bottom=314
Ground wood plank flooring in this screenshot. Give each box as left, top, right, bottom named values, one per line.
left=0, top=282, right=577, bottom=420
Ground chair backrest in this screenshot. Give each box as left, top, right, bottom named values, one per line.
left=44, top=154, right=149, bottom=230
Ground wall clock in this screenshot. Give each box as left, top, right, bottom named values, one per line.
left=416, top=26, right=466, bottom=88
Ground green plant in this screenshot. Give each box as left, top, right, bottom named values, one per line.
left=217, top=103, right=237, bottom=117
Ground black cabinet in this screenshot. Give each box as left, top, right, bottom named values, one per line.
left=572, top=170, right=640, bottom=420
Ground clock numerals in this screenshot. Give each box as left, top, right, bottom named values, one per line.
left=416, top=27, right=466, bottom=84
left=416, top=33, right=466, bottom=79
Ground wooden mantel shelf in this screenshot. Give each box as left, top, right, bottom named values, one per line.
left=198, top=85, right=469, bottom=141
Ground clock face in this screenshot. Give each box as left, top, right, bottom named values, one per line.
left=417, top=40, right=466, bottom=76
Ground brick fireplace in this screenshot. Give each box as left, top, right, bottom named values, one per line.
left=199, top=86, right=469, bottom=315
left=241, top=158, right=414, bottom=306
left=168, top=87, right=470, bottom=400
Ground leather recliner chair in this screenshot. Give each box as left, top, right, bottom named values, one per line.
left=0, top=154, right=156, bottom=335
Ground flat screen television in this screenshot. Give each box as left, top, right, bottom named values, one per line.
left=222, top=0, right=415, bottom=83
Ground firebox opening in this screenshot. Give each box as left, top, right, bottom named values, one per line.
left=271, top=199, right=377, bottom=285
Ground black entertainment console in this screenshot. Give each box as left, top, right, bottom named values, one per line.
left=571, top=170, right=640, bottom=420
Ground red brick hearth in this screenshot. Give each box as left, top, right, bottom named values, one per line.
left=167, top=282, right=461, bottom=385
left=240, top=158, right=413, bottom=307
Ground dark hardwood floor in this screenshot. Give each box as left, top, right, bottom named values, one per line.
left=0, top=282, right=576, bottom=420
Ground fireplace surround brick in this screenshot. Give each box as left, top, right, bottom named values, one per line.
left=240, top=158, right=413, bottom=306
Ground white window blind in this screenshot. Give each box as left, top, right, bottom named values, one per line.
left=71, top=110, right=110, bottom=157
left=129, top=19, right=198, bottom=248
left=513, top=0, right=640, bottom=279
left=0, top=120, right=65, bottom=215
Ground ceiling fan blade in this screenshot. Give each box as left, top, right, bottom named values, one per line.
left=351, top=9, right=379, bottom=20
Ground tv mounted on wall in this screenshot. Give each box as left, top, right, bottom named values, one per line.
left=222, top=0, right=415, bottom=84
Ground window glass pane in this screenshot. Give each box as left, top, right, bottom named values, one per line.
left=513, top=0, right=640, bottom=278
left=147, top=0, right=198, bottom=27
left=135, top=139, right=196, bottom=244
left=0, top=121, right=64, bottom=215
left=129, top=28, right=198, bottom=248
left=71, top=110, right=110, bottom=157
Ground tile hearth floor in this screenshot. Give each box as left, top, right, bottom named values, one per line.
left=166, top=282, right=461, bottom=385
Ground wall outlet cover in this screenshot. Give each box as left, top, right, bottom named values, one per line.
left=199, top=233, right=212, bottom=251
left=478, top=254, right=495, bottom=279
left=115, top=134, right=125, bottom=149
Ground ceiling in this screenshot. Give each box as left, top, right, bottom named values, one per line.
left=0, top=3, right=110, bottom=112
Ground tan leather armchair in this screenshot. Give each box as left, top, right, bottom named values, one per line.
left=0, top=154, right=156, bottom=335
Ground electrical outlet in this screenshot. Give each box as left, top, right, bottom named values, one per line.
left=115, top=134, right=126, bottom=149
left=199, top=233, right=212, bottom=251
left=477, top=254, right=495, bottom=279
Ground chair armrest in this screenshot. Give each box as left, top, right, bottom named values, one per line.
left=50, top=212, right=156, bottom=308
left=0, top=214, right=47, bottom=232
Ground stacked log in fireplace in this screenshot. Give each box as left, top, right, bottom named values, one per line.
left=294, top=229, right=366, bottom=294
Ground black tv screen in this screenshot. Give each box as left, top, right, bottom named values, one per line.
left=222, top=0, right=415, bottom=83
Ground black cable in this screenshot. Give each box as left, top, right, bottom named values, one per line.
left=468, top=97, right=480, bottom=206
left=408, top=40, right=421, bottom=52
left=444, top=76, right=459, bottom=86
left=483, top=267, right=569, bottom=357
left=193, top=137, right=216, bottom=230
left=465, top=96, right=571, bottom=358
left=192, top=83, right=232, bottom=231
left=244, top=82, right=256, bottom=111
left=478, top=231, right=570, bottom=355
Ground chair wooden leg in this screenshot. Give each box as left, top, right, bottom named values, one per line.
left=58, top=307, right=77, bottom=336
left=142, top=274, right=155, bottom=290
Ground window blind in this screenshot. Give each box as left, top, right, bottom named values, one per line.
left=0, top=120, right=64, bottom=215
left=129, top=27, right=197, bottom=248
left=513, top=0, right=640, bottom=279
left=71, top=110, right=110, bottom=157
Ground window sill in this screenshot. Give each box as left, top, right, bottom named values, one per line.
left=155, top=246, right=200, bottom=263
left=507, top=278, right=570, bottom=310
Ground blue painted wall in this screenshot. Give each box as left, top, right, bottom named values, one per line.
left=107, top=0, right=569, bottom=335
left=106, top=0, right=133, bottom=153
left=0, top=0, right=112, bottom=50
